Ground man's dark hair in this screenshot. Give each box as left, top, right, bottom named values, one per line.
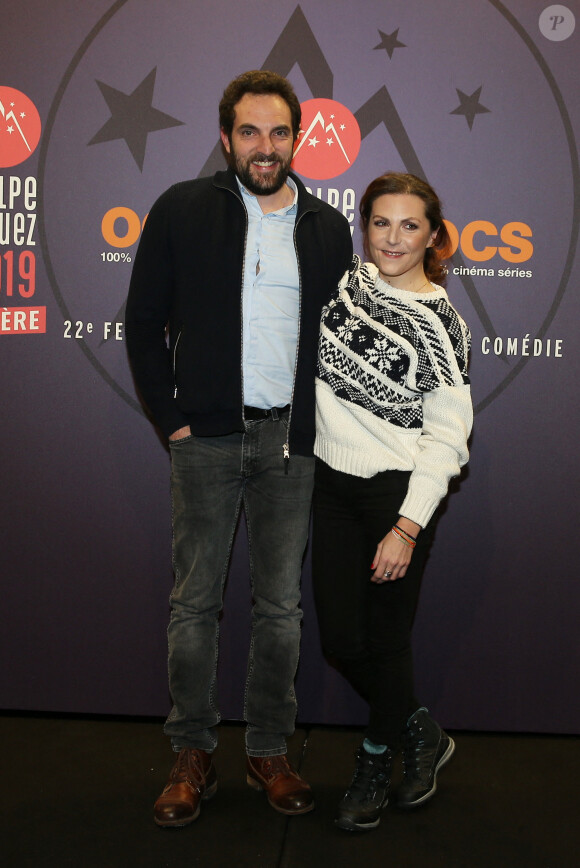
left=219, top=70, right=302, bottom=139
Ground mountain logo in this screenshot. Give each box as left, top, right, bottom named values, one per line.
left=0, top=86, right=42, bottom=168
left=292, top=98, right=361, bottom=180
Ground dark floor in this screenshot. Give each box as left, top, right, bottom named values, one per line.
left=1, top=713, right=578, bottom=868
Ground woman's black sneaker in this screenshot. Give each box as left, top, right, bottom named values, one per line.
left=335, top=747, right=392, bottom=832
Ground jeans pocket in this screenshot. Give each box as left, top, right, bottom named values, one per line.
left=169, top=434, right=194, bottom=447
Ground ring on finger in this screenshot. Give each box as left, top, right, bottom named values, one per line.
left=384, top=570, right=393, bottom=578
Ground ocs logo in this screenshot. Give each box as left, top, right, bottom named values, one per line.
left=0, top=86, right=42, bottom=168
left=292, top=98, right=361, bottom=180
left=102, top=208, right=534, bottom=265
left=444, top=219, right=533, bottom=263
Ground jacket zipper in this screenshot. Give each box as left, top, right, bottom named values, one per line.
left=173, top=330, right=182, bottom=398
left=284, top=208, right=310, bottom=474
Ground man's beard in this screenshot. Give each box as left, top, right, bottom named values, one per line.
left=232, top=148, right=293, bottom=196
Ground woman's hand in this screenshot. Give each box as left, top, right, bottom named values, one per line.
left=370, top=517, right=421, bottom=583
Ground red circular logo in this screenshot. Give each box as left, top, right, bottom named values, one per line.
left=292, top=98, right=361, bottom=181
left=0, top=86, right=42, bottom=168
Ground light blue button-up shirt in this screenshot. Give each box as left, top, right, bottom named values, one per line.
left=238, top=177, right=299, bottom=409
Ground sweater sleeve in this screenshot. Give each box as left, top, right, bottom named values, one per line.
left=399, top=381, right=472, bottom=527
left=398, top=296, right=473, bottom=526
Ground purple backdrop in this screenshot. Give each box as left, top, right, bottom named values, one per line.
left=1, top=0, right=579, bottom=734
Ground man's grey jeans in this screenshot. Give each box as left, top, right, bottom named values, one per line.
left=164, top=410, right=314, bottom=757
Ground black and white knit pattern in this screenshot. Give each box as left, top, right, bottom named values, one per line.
left=318, top=256, right=470, bottom=430
left=315, top=255, right=473, bottom=527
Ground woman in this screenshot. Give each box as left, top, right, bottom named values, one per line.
left=313, top=172, right=472, bottom=832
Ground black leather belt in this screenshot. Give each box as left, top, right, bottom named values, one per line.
left=244, top=404, right=290, bottom=421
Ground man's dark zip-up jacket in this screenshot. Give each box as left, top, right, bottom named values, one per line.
left=125, top=168, right=353, bottom=456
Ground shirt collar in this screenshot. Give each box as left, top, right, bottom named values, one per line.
left=236, top=175, right=298, bottom=215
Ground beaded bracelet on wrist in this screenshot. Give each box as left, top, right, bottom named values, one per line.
left=394, top=524, right=417, bottom=542
left=391, top=526, right=417, bottom=548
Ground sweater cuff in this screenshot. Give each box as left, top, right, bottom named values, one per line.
left=399, top=488, right=440, bottom=529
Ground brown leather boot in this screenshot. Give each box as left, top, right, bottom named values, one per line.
left=247, top=754, right=314, bottom=815
left=154, top=748, right=217, bottom=827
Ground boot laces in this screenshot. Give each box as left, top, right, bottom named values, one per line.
left=402, top=722, right=436, bottom=779
left=171, top=749, right=205, bottom=787
left=260, top=755, right=293, bottom=780
left=346, top=750, right=390, bottom=801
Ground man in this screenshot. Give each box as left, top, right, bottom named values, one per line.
left=125, top=70, right=352, bottom=827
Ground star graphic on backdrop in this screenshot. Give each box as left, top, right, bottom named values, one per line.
left=373, top=28, right=406, bottom=59
left=450, top=86, right=491, bottom=130
left=88, top=68, right=184, bottom=170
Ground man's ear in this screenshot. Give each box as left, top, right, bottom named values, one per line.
left=220, top=129, right=231, bottom=154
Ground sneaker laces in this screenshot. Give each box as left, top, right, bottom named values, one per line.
left=402, top=719, right=437, bottom=780
left=345, top=749, right=390, bottom=801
